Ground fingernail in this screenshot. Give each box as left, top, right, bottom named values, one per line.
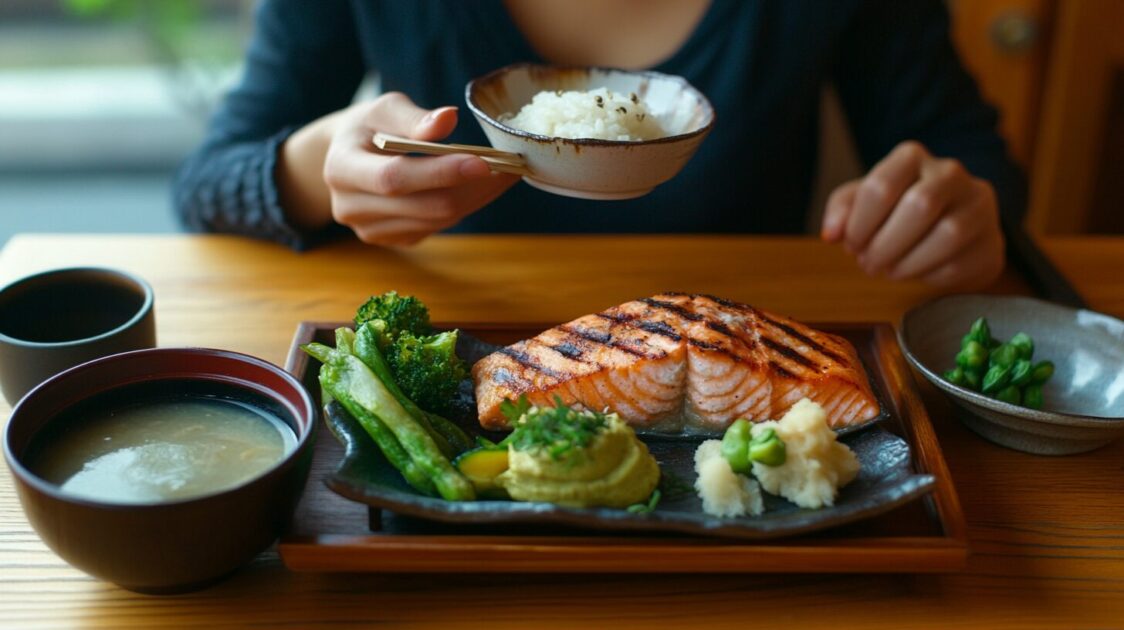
left=822, top=217, right=839, bottom=241
left=459, top=157, right=490, bottom=178
left=423, top=106, right=457, bottom=126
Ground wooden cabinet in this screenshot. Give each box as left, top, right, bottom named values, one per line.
left=950, top=0, right=1124, bottom=234
left=1027, top=0, right=1124, bottom=233
left=948, top=0, right=1053, bottom=168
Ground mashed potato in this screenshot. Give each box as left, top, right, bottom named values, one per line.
left=693, top=440, right=764, bottom=518
left=502, top=87, right=665, bottom=141
left=750, top=398, right=860, bottom=509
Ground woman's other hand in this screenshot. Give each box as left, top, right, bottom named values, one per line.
left=279, top=92, right=518, bottom=246
left=820, top=141, right=1005, bottom=290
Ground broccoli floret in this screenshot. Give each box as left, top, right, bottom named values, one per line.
left=354, top=291, right=431, bottom=337
left=387, top=329, right=468, bottom=416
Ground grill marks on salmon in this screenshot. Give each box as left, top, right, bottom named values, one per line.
left=473, top=294, right=880, bottom=432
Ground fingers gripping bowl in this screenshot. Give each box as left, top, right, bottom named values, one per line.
left=466, top=63, right=715, bottom=200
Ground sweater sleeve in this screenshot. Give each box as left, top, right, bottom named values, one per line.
left=832, top=0, right=1028, bottom=227
left=172, top=0, right=364, bottom=250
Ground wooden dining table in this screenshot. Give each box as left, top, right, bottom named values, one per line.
left=1, top=233, right=1121, bottom=628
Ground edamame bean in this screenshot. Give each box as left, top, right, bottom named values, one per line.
left=956, top=341, right=989, bottom=369
left=995, top=385, right=1021, bottom=405
left=1009, top=332, right=1034, bottom=360
left=749, top=428, right=787, bottom=467
left=943, top=367, right=966, bottom=387
left=968, top=317, right=992, bottom=345
left=1030, top=361, right=1054, bottom=385
left=982, top=363, right=1012, bottom=393
left=990, top=343, right=1019, bottom=369
left=721, top=418, right=752, bottom=474
left=963, top=367, right=983, bottom=391
left=1009, top=359, right=1033, bottom=387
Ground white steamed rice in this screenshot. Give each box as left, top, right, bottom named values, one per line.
left=501, top=87, right=665, bottom=141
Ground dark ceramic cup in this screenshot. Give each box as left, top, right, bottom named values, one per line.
left=3, top=348, right=317, bottom=594
left=0, top=267, right=156, bottom=406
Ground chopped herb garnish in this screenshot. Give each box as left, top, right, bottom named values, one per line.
left=626, top=489, right=661, bottom=514
left=502, top=395, right=611, bottom=460
left=499, top=395, right=532, bottom=424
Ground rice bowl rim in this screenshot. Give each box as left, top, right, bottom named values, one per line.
left=465, top=63, right=716, bottom=147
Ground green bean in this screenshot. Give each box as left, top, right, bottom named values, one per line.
left=1023, top=383, right=1044, bottom=409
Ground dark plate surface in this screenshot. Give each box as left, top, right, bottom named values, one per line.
left=319, top=331, right=936, bottom=541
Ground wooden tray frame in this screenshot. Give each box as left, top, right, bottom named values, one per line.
left=278, top=321, right=968, bottom=573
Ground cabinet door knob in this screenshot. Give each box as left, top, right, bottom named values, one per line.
left=990, top=11, right=1039, bottom=54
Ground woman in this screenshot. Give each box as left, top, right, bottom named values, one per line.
left=174, top=0, right=1023, bottom=289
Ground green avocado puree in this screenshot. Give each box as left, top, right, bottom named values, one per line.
left=497, top=415, right=660, bottom=508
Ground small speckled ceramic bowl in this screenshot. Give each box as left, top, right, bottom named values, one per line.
left=466, top=63, right=714, bottom=200
left=899, top=295, right=1124, bottom=455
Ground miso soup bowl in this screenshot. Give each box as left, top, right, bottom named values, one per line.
left=466, top=63, right=715, bottom=200
left=2, top=348, right=316, bottom=594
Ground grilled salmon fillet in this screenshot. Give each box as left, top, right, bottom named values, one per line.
left=472, top=293, right=880, bottom=432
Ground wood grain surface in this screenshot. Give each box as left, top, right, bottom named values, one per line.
left=1, top=234, right=1122, bottom=629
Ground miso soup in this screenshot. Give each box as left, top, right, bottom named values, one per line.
left=29, top=384, right=297, bottom=504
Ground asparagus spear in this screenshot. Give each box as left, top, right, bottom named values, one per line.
left=326, top=352, right=475, bottom=501
left=304, top=342, right=437, bottom=495
left=321, top=365, right=438, bottom=496
left=353, top=323, right=472, bottom=455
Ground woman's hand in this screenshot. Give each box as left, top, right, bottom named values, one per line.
left=279, top=92, right=518, bottom=246
left=820, top=141, right=1005, bottom=290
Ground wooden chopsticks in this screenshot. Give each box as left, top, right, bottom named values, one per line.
left=372, top=132, right=531, bottom=176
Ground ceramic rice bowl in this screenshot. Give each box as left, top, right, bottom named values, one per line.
left=466, top=63, right=714, bottom=200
